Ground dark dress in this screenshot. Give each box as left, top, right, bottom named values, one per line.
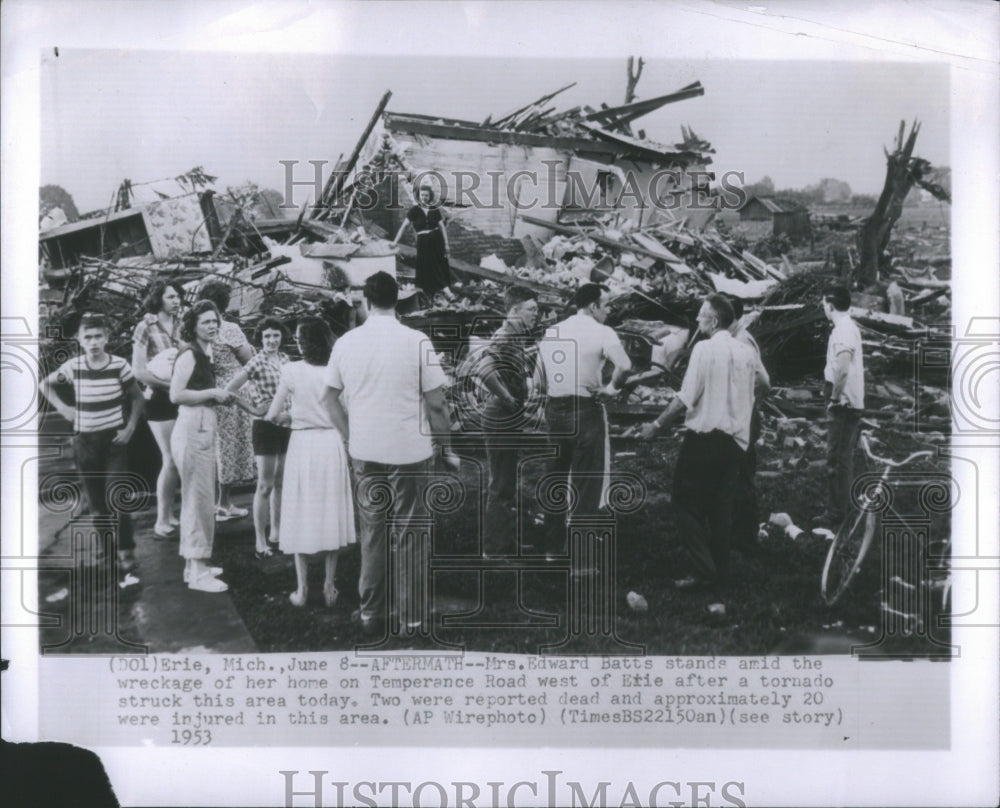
left=407, top=204, right=451, bottom=295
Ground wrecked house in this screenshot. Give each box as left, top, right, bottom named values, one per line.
left=319, top=82, right=717, bottom=266
left=39, top=193, right=216, bottom=271
left=738, top=195, right=811, bottom=241
left=39, top=171, right=227, bottom=276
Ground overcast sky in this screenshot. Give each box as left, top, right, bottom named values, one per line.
left=40, top=48, right=949, bottom=213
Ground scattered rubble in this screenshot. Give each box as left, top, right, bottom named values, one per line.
left=39, top=86, right=951, bottom=488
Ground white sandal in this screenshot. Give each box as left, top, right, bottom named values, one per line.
left=188, top=572, right=228, bottom=593
left=184, top=565, right=222, bottom=583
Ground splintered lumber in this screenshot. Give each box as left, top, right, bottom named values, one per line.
left=492, top=82, right=577, bottom=129
left=518, top=213, right=689, bottom=268
left=393, top=244, right=570, bottom=300
left=584, top=82, right=705, bottom=127
left=896, top=268, right=949, bottom=289
left=520, top=234, right=548, bottom=269
left=315, top=90, right=392, bottom=213
left=631, top=232, right=687, bottom=268
left=709, top=273, right=778, bottom=300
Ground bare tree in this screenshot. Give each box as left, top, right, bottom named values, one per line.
left=856, top=120, right=950, bottom=288
left=625, top=56, right=644, bottom=104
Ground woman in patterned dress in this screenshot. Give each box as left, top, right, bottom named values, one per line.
left=196, top=280, right=256, bottom=521
left=225, top=317, right=292, bottom=558
left=265, top=317, right=355, bottom=608
left=131, top=280, right=184, bottom=538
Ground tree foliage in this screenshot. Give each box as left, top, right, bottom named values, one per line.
left=39, top=184, right=79, bottom=223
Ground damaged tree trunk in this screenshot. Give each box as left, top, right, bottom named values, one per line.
left=625, top=56, right=644, bottom=104
left=856, top=120, right=950, bottom=289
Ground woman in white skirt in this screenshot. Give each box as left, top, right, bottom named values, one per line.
left=265, top=317, right=355, bottom=607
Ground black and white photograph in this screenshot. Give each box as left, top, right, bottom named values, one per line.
left=2, top=2, right=998, bottom=806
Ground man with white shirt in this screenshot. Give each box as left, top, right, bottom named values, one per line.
left=819, top=285, right=865, bottom=525
left=537, top=283, right=632, bottom=559
left=325, top=272, right=456, bottom=636
left=728, top=296, right=765, bottom=554
left=640, top=294, right=769, bottom=616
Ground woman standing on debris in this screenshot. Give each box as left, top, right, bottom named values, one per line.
left=224, top=317, right=292, bottom=559
left=196, top=280, right=257, bottom=522
left=169, top=300, right=233, bottom=592
left=265, top=317, right=355, bottom=608
left=392, top=184, right=456, bottom=303
left=132, top=280, right=184, bottom=539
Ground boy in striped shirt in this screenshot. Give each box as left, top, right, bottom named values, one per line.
left=39, top=313, right=144, bottom=577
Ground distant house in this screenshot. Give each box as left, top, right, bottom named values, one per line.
left=738, top=196, right=811, bottom=240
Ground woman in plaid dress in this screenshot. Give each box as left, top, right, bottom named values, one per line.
left=226, top=317, right=291, bottom=558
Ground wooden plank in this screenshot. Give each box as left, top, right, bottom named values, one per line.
left=301, top=243, right=360, bottom=259
left=384, top=115, right=658, bottom=158
left=394, top=244, right=570, bottom=300
left=491, top=82, right=577, bottom=129
left=520, top=234, right=547, bottom=269
left=582, top=82, right=705, bottom=126
left=316, top=90, right=392, bottom=212
left=575, top=120, right=693, bottom=163
left=518, top=213, right=691, bottom=269
left=849, top=307, right=916, bottom=329
left=631, top=232, right=682, bottom=263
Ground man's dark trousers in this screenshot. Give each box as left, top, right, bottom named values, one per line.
left=826, top=405, right=862, bottom=521
left=483, top=401, right=523, bottom=556
left=353, top=457, right=433, bottom=630
left=672, top=429, right=742, bottom=592
left=542, top=396, right=606, bottom=554
left=74, top=429, right=136, bottom=556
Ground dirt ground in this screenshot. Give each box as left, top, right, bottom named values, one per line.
left=200, top=419, right=951, bottom=658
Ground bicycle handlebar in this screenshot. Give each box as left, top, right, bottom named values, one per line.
left=858, top=431, right=934, bottom=469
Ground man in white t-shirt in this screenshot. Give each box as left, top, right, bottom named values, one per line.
left=640, top=294, right=769, bottom=617
left=326, top=272, right=456, bottom=636
left=728, top=296, right=765, bottom=555
left=819, top=286, right=865, bottom=524
left=537, top=283, right=632, bottom=559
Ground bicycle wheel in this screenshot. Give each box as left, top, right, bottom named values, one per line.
left=821, top=507, right=878, bottom=606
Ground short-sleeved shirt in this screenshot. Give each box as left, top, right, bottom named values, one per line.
left=282, top=362, right=337, bottom=431
left=824, top=312, right=865, bottom=409
left=676, top=329, right=764, bottom=451
left=478, top=321, right=535, bottom=410
left=326, top=314, right=448, bottom=464
left=538, top=313, right=632, bottom=398
left=55, top=354, right=134, bottom=433
left=733, top=322, right=761, bottom=358
left=406, top=205, right=443, bottom=233
left=132, top=314, right=179, bottom=360
left=243, top=351, right=290, bottom=414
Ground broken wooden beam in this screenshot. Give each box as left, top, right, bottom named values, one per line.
left=393, top=244, right=570, bottom=300
left=315, top=90, right=392, bottom=214
left=518, top=213, right=691, bottom=268
left=383, top=115, right=660, bottom=158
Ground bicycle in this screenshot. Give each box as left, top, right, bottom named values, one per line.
left=820, top=429, right=935, bottom=606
